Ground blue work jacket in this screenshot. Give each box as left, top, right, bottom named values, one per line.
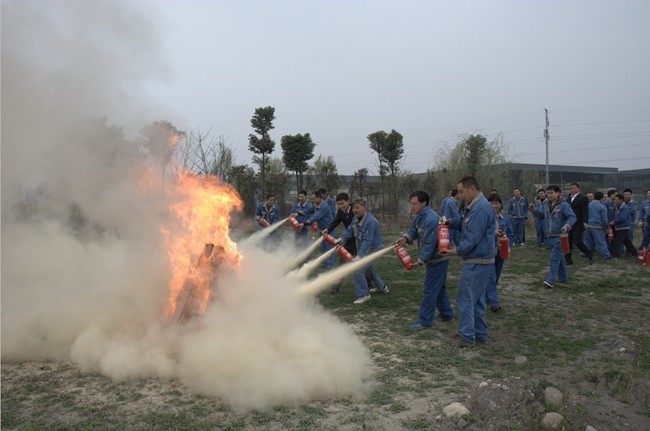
left=587, top=201, right=608, bottom=229
left=403, top=206, right=443, bottom=263
left=341, top=211, right=383, bottom=258
left=534, top=200, right=576, bottom=236
left=450, top=193, right=496, bottom=261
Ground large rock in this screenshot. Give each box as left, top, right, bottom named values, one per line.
left=443, top=402, right=470, bottom=419
left=541, top=412, right=564, bottom=429
left=544, top=387, right=563, bottom=407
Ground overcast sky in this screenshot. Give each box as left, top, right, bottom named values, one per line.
left=4, top=0, right=649, bottom=178
left=142, top=0, right=650, bottom=175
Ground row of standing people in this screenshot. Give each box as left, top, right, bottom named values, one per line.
left=254, top=181, right=649, bottom=348
left=255, top=188, right=386, bottom=302
left=443, top=184, right=650, bottom=260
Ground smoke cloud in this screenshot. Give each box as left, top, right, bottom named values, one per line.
left=1, top=0, right=371, bottom=408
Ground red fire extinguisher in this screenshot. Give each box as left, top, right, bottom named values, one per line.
left=560, top=233, right=570, bottom=254
left=289, top=216, right=301, bottom=231
left=438, top=224, right=451, bottom=253
left=637, top=248, right=647, bottom=265
left=258, top=217, right=270, bottom=228
left=608, top=225, right=614, bottom=241
left=323, top=234, right=338, bottom=246
left=323, top=234, right=353, bottom=262
left=395, top=246, right=415, bottom=270
left=311, top=222, right=318, bottom=232
left=336, top=246, right=354, bottom=263
left=499, top=235, right=510, bottom=259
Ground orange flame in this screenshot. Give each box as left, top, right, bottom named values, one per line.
left=161, top=171, right=243, bottom=319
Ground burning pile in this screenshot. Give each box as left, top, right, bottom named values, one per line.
left=160, top=172, right=242, bottom=323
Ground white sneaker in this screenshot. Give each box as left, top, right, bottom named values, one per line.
left=369, top=286, right=389, bottom=294
left=353, top=295, right=371, bottom=304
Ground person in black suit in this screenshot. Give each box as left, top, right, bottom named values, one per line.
left=566, top=182, right=594, bottom=265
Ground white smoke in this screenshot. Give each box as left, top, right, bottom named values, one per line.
left=1, top=0, right=371, bottom=408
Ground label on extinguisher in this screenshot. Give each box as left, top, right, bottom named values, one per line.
left=395, top=246, right=414, bottom=270
left=438, top=224, right=450, bottom=252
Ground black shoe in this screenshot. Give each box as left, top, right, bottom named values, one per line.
left=490, top=305, right=502, bottom=313
left=565, top=260, right=573, bottom=266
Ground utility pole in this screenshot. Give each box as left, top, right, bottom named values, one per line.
left=544, top=108, right=550, bottom=185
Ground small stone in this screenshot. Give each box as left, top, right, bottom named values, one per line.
left=541, top=412, right=564, bottom=429
left=457, top=418, right=468, bottom=429
left=479, top=381, right=488, bottom=388
left=585, top=426, right=598, bottom=431
left=443, top=402, right=470, bottom=419
left=544, top=387, right=563, bottom=407
left=514, top=355, right=528, bottom=364
left=619, top=347, right=626, bottom=353
left=488, top=400, right=497, bottom=409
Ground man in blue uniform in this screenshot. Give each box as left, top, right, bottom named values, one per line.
left=396, top=190, right=454, bottom=329
left=442, top=176, right=496, bottom=348
left=507, top=188, right=528, bottom=246
left=289, top=190, right=313, bottom=248
left=486, top=194, right=513, bottom=313
left=338, top=198, right=387, bottom=304
left=533, top=185, right=576, bottom=288
left=584, top=192, right=612, bottom=261
left=639, top=189, right=650, bottom=250
left=609, top=194, right=638, bottom=258
left=298, top=190, right=335, bottom=269
left=533, top=189, right=548, bottom=248
left=254, top=193, right=279, bottom=227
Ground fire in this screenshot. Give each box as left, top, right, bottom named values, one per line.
left=161, top=171, right=243, bottom=320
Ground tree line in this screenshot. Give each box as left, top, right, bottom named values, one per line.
left=135, top=107, right=538, bottom=218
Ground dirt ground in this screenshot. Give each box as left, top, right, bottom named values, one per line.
left=2, top=248, right=650, bottom=430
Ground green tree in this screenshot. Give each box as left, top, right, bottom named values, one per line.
left=248, top=106, right=276, bottom=192
left=384, top=129, right=405, bottom=219
left=228, top=164, right=257, bottom=217
left=349, top=168, right=369, bottom=199
left=367, top=131, right=387, bottom=211
left=368, top=129, right=404, bottom=218
left=433, top=133, right=510, bottom=200
left=465, top=134, right=487, bottom=177
left=306, top=155, right=341, bottom=195
left=281, top=133, right=315, bottom=194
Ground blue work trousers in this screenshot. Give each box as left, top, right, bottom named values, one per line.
left=546, top=237, right=568, bottom=284
left=417, top=260, right=454, bottom=326
left=486, top=256, right=505, bottom=307
left=456, top=263, right=491, bottom=345
left=511, top=218, right=526, bottom=245
left=535, top=219, right=546, bottom=247
left=354, top=263, right=385, bottom=298
left=585, top=228, right=611, bottom=259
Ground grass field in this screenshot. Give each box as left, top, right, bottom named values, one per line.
left=2, top=226, right=649, bottom=430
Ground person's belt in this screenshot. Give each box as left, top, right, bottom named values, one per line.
left=461, top=258, right=495, bottom=264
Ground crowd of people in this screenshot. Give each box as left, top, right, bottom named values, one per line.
left=253, top=181, right=650, bottom=348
